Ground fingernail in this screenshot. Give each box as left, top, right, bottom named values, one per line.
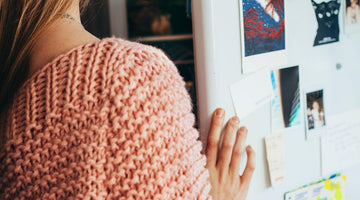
left=232, top=116, right=240, bottom=124
left=216, top=109, right=224, bottom=117
left=241, top=127, right=248, bottom=133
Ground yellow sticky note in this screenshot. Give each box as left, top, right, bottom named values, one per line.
left=336, top=182, right=341, bottom=189
left=342, top=175, right=347, bottom=182
left=335, top=187, right=342, bottom=200
left=324, top=180, right=332, bottom=190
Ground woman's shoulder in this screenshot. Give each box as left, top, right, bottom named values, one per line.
left=89, top=37, right=176, bottom=83
left=15, top=37, right=176, bottom=115
left=96, top=37, right=167, bottom=59
left=29, top=37, right=170, bottom=81
left=61, top=36, right=176, bottom=100
left=79, top=37, right=172, bottom=73
left=25, top=36, right=173, bottom=90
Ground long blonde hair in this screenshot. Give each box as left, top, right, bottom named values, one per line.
left=0, top=0, right=89, bottom=113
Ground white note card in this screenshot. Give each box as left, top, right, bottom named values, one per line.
left=321, top=109, right=360, bottom=175
left=265, top=133, right=286, bottom=187
left=230, top=69, right=273, bottom=119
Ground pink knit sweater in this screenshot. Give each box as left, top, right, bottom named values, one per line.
left=0, top=38, right=211, bottom=199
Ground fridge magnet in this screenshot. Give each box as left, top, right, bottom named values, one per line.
left=345, top=0, right=360, bottom=34
left=311, top=0, right=341, bottom=46
left=270, top=66, right=301, bottom=131
left=305, top=89, right=326, bottom=139
left=239, top=0, right=287, bottom=73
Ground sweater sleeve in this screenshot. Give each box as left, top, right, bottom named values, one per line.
left=101, top=42, right=212, bottom=200
left=0, top=39, right=212, bottom=200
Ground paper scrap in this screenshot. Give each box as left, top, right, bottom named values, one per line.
left=265, top=133, right=285, bottom=187
left=285, top=174, right=346, bottom=200
left=230, top=69, right=273, bottom=119
left=321, top=109, right=360, bottom=175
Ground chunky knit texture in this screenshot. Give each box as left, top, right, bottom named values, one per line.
left=0, top=38, right=211, bottom=199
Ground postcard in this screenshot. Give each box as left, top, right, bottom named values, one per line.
left=239, top=0, right=287, bottom=73
left=285, top=174, right=346, bottom=200
left=311, top=0, right=341, bottom=46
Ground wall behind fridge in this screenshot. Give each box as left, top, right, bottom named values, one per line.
left=192, top=0, right=360, bottom=199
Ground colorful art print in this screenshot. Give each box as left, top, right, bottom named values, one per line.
left=311, top=0, right=341, bottom=46
left=242, top=0, right=285, bottom=57
left=285, top=174, right=346, bottom=200
left=270, top=66, right=301, bottom=130
left=306, top=90, right=325, bottom=131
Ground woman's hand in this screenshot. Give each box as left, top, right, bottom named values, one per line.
left=206, top=108, right=256, bottom=200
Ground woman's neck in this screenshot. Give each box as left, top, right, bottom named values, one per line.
left=28, top=1, right=99, bottom=78
left=28, top=18, right=99, bottom=78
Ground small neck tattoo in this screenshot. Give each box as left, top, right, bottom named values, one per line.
left=62, top=13, right=83, bottom=26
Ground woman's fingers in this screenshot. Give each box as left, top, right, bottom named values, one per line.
left=217, top=116, right=240, bottom=169
left=240, top=145, right=256, bottom=189
left=206, top=108, right=225, bottom=167
left=206, top=108, right=256, bottom=200
left=229, top=127, right=248, bottom=175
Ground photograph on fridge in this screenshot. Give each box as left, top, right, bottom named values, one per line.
left=270, top=66, right=301, bottom=131
left=311, top=0, right=341, bottom=46
left=345, top=0, right=360, bottom=33
left=305, top=89, right=326, bottom=138
left=239, top=0, right=287, bottom=73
